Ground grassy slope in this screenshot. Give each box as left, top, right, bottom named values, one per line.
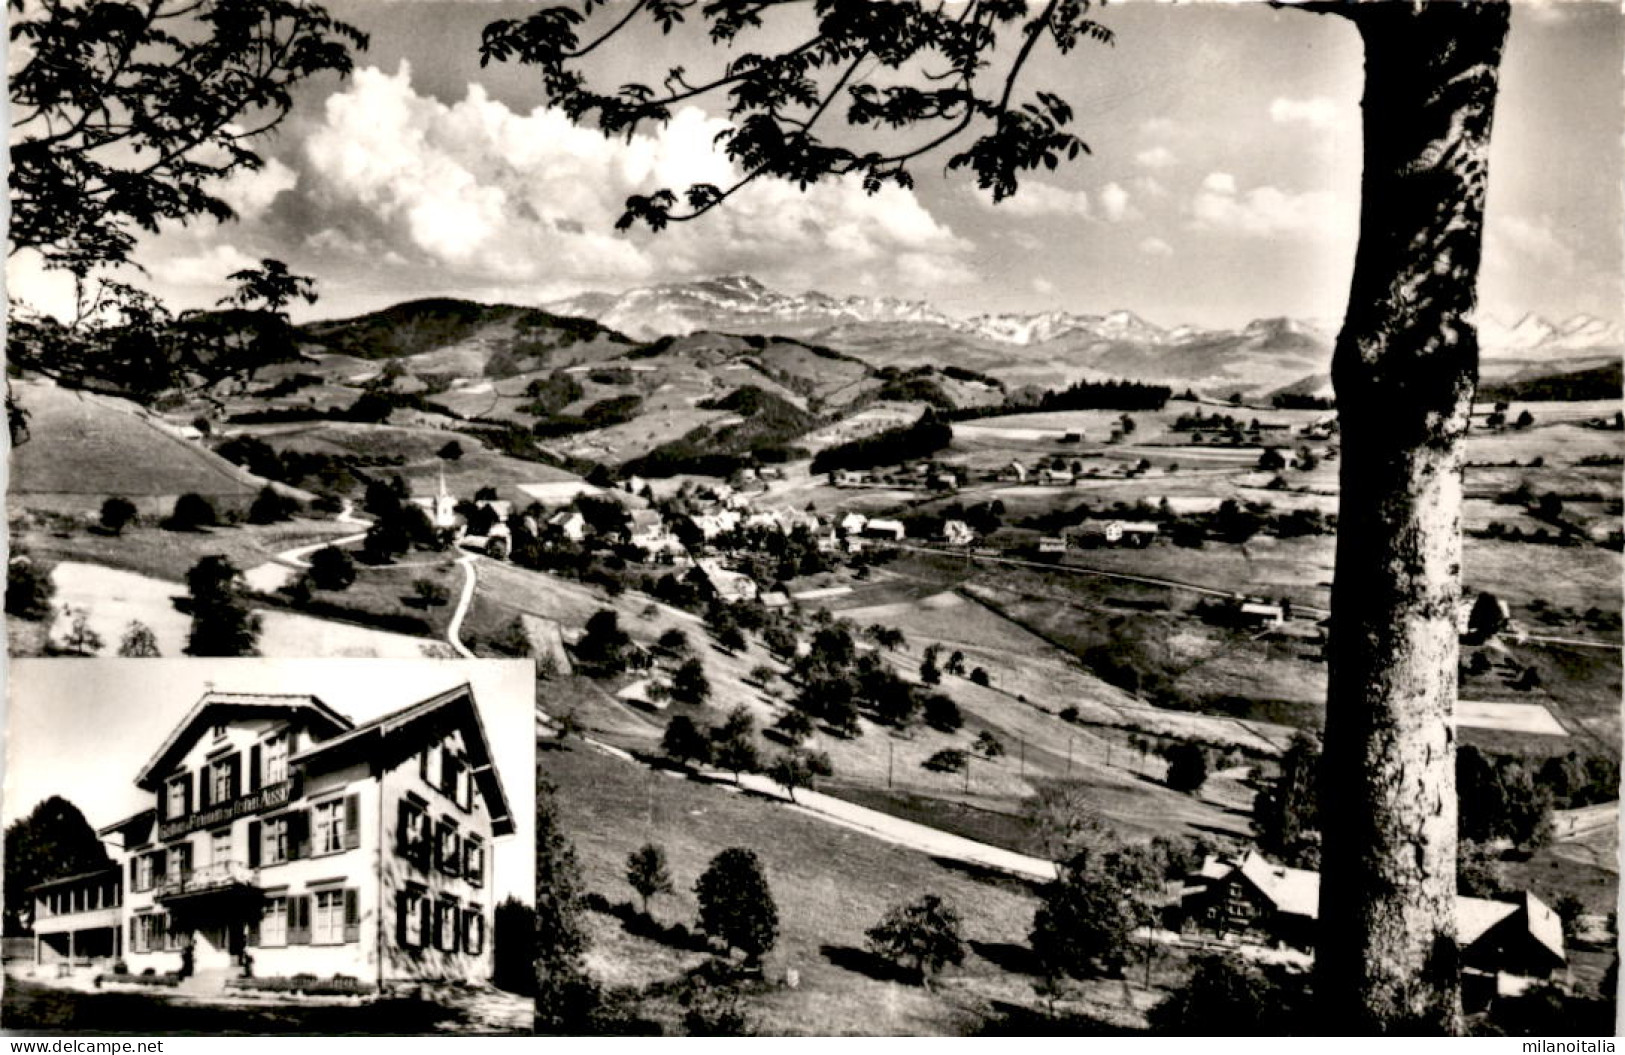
left=541, top=739, right=1178, bottom=1035
left=10, top=382, right=271, bottom=511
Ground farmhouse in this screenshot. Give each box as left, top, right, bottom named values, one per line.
left=863, top=518, right=906, bottom=542
left=1000, top=460, right=1028, bottom=483
left=548, top=510, right=588, bottom=542
left=32, top=686, right=515, bottom=991
left=831, top=470, right=865, bottom=487
left=1036, top=467, right=1075, bottom=486
left=939, top=519, right=975, bottom=547
left=839, top=512, right=869, bottom=536
left=1179, top=853, right=1564, bottom=997
left=1073, top=520, right=1159, bottom=548
left=1236, top=600, right=1287, bottom=628
left=696, top=559, right=758, bottom=602
left=1037, top=536, right=1068, bottom=556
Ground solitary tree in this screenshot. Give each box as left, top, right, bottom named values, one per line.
left=484, top=0, right=1519, bottom=1030
left=1163, top=742, right=1208, bottom=794
left=167, top=493, right=218, bottom=531
left=183, top=555, right=262, bottom=657
left=59, top=606, right=103, bottom=656
left=694, top=848, right=779, bottom=966
left=117, top=620, right=161, bottom=658
left=671, top=657, right=712, bottom=706
left=865, top=894, right=967, bottom=987
left=626, top=843, right=675, bottom=917
left=662, top=714, right=714, bottom=770
left=712, top=707, right=761, bottom=783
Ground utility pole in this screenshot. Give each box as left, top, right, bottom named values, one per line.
left=887, top=738, right=894, bottom=790
left=1019, top=738, right=1025, bottom=779
left=1066, top=735, right=1073, bottom=777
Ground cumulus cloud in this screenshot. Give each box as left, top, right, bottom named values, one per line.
left=1190, top=172, right=1353, bottom=240
left=212, top=158, right=298, bottom=221
left=288, top=62, right=971, bottom=297
left=1138, top=237, right=1174, bottom=257
left=1099, top=182, right=1136, bottom=223
left=1135, top=146, right=1176, bottom=170
left=973, top=180, right=1091, bottom=219
left=1269, top=96, right=1341, bottom=129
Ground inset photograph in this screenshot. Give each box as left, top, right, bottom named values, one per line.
left=3, top=658, right=535, bottom=1035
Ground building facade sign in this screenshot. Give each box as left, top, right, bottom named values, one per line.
left=158, top=780, right=292, bottom=841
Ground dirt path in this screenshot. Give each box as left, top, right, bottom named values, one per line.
left=446, top=553, right=479, bottom=658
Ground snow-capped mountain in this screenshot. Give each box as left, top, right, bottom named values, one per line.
left=1476, top=311, right=1625, bottom=356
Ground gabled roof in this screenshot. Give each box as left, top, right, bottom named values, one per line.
left=97, top=808, right=156, bottom=847
left=291, top=683, right=515, bottom=837
left=1236, top=851, right=1319, bottom=918
left=1457, top=896, right=1521, bottom=946
left=136, top=692, right=352, bottom=790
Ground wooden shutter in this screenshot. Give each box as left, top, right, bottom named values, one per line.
left=343, top=793, right=361, bottom=850
left=229, top=754, right=241, bottom=799
left=445, top=831, right=460, bottom=878
left=249, top=745, right=262, bottom=792
left=343, top=889, right=360, bottom=943
left=418, top=897, right=430, bottom=950
left=182, top=773, right=193, bottom=816
left=395, top=891, right=409, bottom=947
left=199, top=768, right=212, bottom=811
left=288, top=810, right=309, bottom=860
left=156, top=784, right=167, bottom=822
left=128, top=858, right=138, bottom=888
left=288, top=895, right=311, bottom=945
left=247, top=822, right=261, bottom=868
left=151, top=849, right=166, bottom=886
left=395, top=800, right=410, bottom=857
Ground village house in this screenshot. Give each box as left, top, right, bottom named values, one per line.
left=1179, top=853, right=1565, bottom=1001
left=1036, top=466, right=1075, bottom=486
left=863, top=518, right=906, bottom=542
left=1235, top=599, right=1287, bottom=629
left=628, top=509, right=681, bottom=553
left=690, top=509, right=743, bottom=541
left=1000, top=460, right=1028, bottom=484
left=831, top=469, right=865, bottom=487
left=695, top=559, right=759, bottom=602
left=838, top=512, right=869, bottom=536
left=1037, top=536, right=1068, bottom=556
left=939, top=519, right=975, bottom=547
left=548, top=509, right=588, bottom=543
left=1072, top=520, right=1160, bottom=548
left=30, top=686, right=514, bottom=993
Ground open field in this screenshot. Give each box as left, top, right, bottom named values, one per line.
left=541, top=740, right=1189, bottom=1035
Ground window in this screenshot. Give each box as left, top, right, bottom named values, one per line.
left=436, top=820, right=460, bottom=878
left=133, top=854, right=156, bottom=893
left=312, top=889, right=345, bottom=945
left=462, top=909, right=484, bottom=956
left=261, top=816, right=289, bottom=866
left=166, top=774, right=189, bottom=818
left=210, top=754, right=239, bottom=805
left=435, top=897, right=459, bottom=953
left=422, top=747, right=442, bottom=790
left=132, top=913, right=167, bottom=953
left=399, top=888, right=428, bottom=948
left=442, top=752, right=465, bottom=804
left=262, top=733, right=288, bottom=786
left=260, top=897, right=288, bottom=947
left=397, top=799, right=430, bottom=870
left=167, top=843, right=192, bottom=882
left=314, top=800, right=344, bottom=855
left=213, top=723, right=228, bottom=741
left=287, top=895, right=311, bottom=945
left=463, top=838, right=485, bottom=887
left=211, top=828, right=231, bottom=867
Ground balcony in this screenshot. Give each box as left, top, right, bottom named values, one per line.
left=155, top=862, right=260, bottom=904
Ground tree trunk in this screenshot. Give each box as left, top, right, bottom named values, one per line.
left=1316, top=1, right=1510, bottom=1035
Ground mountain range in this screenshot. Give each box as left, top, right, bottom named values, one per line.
left=542, top=274, right=1621, bottom=396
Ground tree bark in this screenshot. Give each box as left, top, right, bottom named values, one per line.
left=1316, top=1, right=1510, bottom=1035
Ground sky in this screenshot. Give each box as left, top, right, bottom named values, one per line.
left=7, top=0, right=1622, bottom=330
left=3, top=659, right=536, bottom=905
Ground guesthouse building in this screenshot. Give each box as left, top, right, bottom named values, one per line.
left=73, top=685, right=514, bottom=991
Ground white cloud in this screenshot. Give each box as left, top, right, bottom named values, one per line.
left=1269, top=96, right=1340, bottom=129
left=148, top=244, right=260, bottom=288
left=1032, top=277, right=1055, bottom=295
left=973, top=180, right=1091, bottom=219
left=212, top=158, right=298, bottom=221
left=1190, top=172, right=1353, bottom=240
left=1135, top=146, right=1176, bottom=170
left=1099, top=182, right=1136, bottom=223
left=291, top=62, right=971, bottom=296
left=1138, top=237, right=1174, bottom=258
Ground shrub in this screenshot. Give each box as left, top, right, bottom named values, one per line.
left=166, top=492, right=217, bottom=531
left=6, top=554, right=56, bottom=620
left=308, top=546, right=357, bottom=591
left=99, top=496, right=138, bottom=535
left=866, top=894, right=966, bottom=985
left=921, top=694, right=963, bottom=733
